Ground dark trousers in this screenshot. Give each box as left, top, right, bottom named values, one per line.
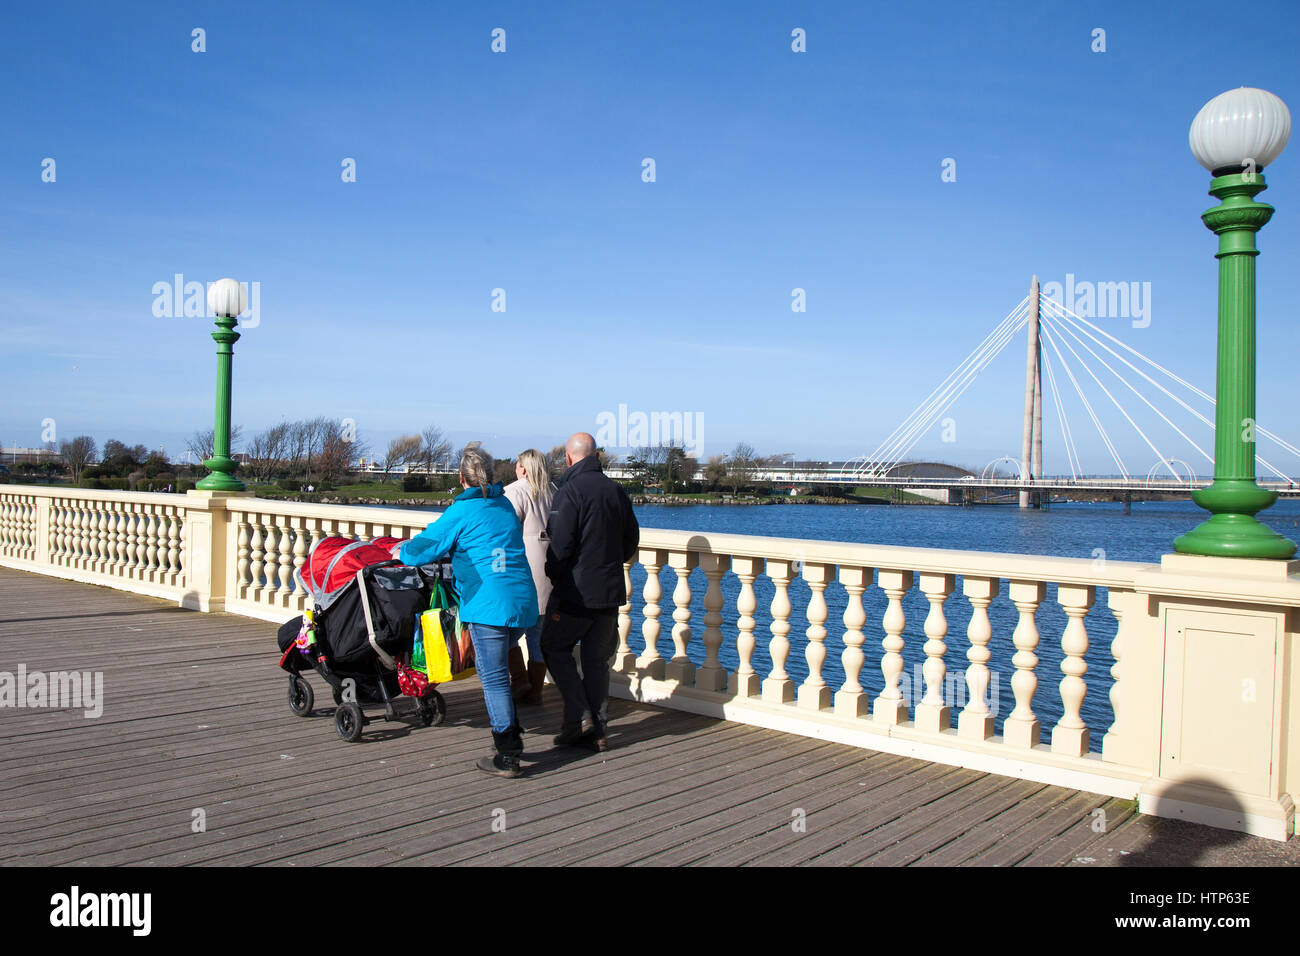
left=540, top=608, right=618, bottom=730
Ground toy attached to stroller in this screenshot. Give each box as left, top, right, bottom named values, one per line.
left=276, top=536, right=451, bottom=742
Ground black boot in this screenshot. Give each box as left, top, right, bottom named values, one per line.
left=476, top=725, right=524, bottom=778
left=554, top=720, right=601, bottom=749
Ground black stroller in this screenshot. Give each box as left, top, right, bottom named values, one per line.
left=276, top=536, right=451, bottom=742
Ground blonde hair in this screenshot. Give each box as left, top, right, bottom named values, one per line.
left=517, top=448, right=550, bottom=501
left=459, top=443, right=494, bottom=497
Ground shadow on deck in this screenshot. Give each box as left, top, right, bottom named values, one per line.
left=1, top=566, right=1295, bottom=866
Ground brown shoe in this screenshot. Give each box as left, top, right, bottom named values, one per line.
left=519, top=660, right=548, bottom=706
left=508, top=646, right=531, bottom=700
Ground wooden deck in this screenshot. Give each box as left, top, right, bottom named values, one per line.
left=1, top=565, right=1296, bottom=866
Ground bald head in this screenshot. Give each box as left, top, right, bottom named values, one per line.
left=565, top=432, right=596, bottom=466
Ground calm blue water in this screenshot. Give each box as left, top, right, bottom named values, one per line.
left=401, top=498, right=1300, bottom=751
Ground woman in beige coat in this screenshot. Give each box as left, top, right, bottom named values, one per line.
left=503, top=449, right=554, bottom=705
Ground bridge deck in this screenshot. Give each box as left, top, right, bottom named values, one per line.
left=1, top=567, right=1295, bottom=867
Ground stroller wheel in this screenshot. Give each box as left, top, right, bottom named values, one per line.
left=288, top=676, right=314, bottom=717
left=418, top=691, right=446, bottom=727
left=335, top=702, right=364, bottom=742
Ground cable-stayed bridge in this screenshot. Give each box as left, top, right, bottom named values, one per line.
left=833, top=277, right=1300, bottom=505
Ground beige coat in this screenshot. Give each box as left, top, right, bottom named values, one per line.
left=503, top=478, right=554, bottom=618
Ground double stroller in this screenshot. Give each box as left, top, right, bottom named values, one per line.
left=276, top=535, right=453, bottom=742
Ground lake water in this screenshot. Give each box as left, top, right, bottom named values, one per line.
left=404, top=498, right=1300, bottom=751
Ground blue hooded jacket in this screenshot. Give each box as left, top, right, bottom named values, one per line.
left=398, top=483, right=539, bottom=627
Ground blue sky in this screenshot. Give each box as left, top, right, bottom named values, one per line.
left=2, top=0, right=1298, bottom=476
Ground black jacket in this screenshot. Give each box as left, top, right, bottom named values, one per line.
left=544, top=455, right=640, bottom=612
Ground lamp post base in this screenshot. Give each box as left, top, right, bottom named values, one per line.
left=1174, top=480, right=1296, bottom=559
left=197, top=455, right=246, bottom=493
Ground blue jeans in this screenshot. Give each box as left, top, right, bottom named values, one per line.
left=468, top=623, right=524, bottom=733
left=519, top=616, right=543, bottom=660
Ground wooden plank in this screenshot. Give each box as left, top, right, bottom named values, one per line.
left=0, top=565, right=1279, bottom=868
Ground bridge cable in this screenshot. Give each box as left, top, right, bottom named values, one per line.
left=1039, top=342, right=1081, bottom=479
left=1038, top=313, right=1180, bottom=479
left=1037, top=319, right=1129, bottom=476
left=858, top=297, right=1029, bottom=475
left=1042, top=297, right=1300, bottom=464
left=862, top=298, right=1031, bottom=475
left=1041, top=305, right=1211, bottom=480
left=1042, top=297, right=1295, bottom=482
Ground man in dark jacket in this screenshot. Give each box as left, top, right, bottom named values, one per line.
left=541, top=431, right=640, bottom=750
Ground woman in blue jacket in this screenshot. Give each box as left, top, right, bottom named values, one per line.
left=399, top=444, right=538, bottom=777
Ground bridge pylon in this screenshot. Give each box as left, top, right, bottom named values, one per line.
left=1019, top=275, right=1043, bottom=508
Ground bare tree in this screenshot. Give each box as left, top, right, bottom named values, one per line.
left=245, top=421, right=293, bottom=483
left=726, top=441, right=757, bottom=495
left=420, top=425, right=452, bottom=474
left=382, top=434, right=424, bottom=482
left=186, top=425, right=243, bottom=465
left=60, top=436, right=97, bottom=483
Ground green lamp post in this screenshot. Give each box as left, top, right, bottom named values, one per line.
left=1175, top=87, right=1295, bottom=560
left=196, top=277, right=247, bottom=492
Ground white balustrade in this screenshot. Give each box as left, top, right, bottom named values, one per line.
left=1052, top=584, right=1095, bottom=756
left=915, top=572, right=955, bottom=733
left=637, top=548, right=667, bottom=679
left=664, top=550, right=698, bottom=683
left=797, top=562, right=833, bottom=711
left=958, top=575, right=999, bottom=740
left=873, top=569, right=914, bottom=725
left=14, top=485, right=1273, bottom=817
left=762, top=558, right=796, bottom=704
left=1004, top=579, right=1047, bottom=748
left=834, top=565, right=872, bottom=717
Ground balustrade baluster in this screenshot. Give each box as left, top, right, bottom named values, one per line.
left=96, top=507, right=110, bottom=573
left=292, top=519, right=310, bottom=597
left=873, top=569, right=914, bottom=725
left=665, top=550, right=698, bottom=684
left=729, top=557, right=762, bottom=697
left=144, top=510, right=159, bottom=579
left=798, top=562, right=834, bottom=711
left=264, top=523, right=281, bottom=602
left=637, top=548, right=667, bottom=679
left=762, top=559, right=796, bottom=704
left=613, top=562, right=636, bottom=672
left=1102, top=588, right=1134, bottom=764
left=70, top=504, right=83, bottom=568
left=834, top=565, right=872, bottom=717
left=1052, top=584, right=1095, bottom=756
left=175, top=511, right=187, bottom=583
left=79, top=505, right=92, bottom=569
left=165, top=510, right=181, bottom=583
left=276, top=520, right=293, bottom=603
left=915, top=572, right=955, bottom=732
left=48, top=502, right=61, bottom=563
left=958, top=575, right=999, bottom=740
left=133, top=509, right=147, bottom=574
left=696, top=553, right=730, bottom=692
left=7, top=499, right=17, bottom=558
left=249, top=520, right=265, bottom=600
left=235, top=518, right=250, bottom=597
left=1004, top=580, right=1047, bottom=748
left=114, top=504, right=129, bottom=575
left=125, top=507, right=140, bottom=576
